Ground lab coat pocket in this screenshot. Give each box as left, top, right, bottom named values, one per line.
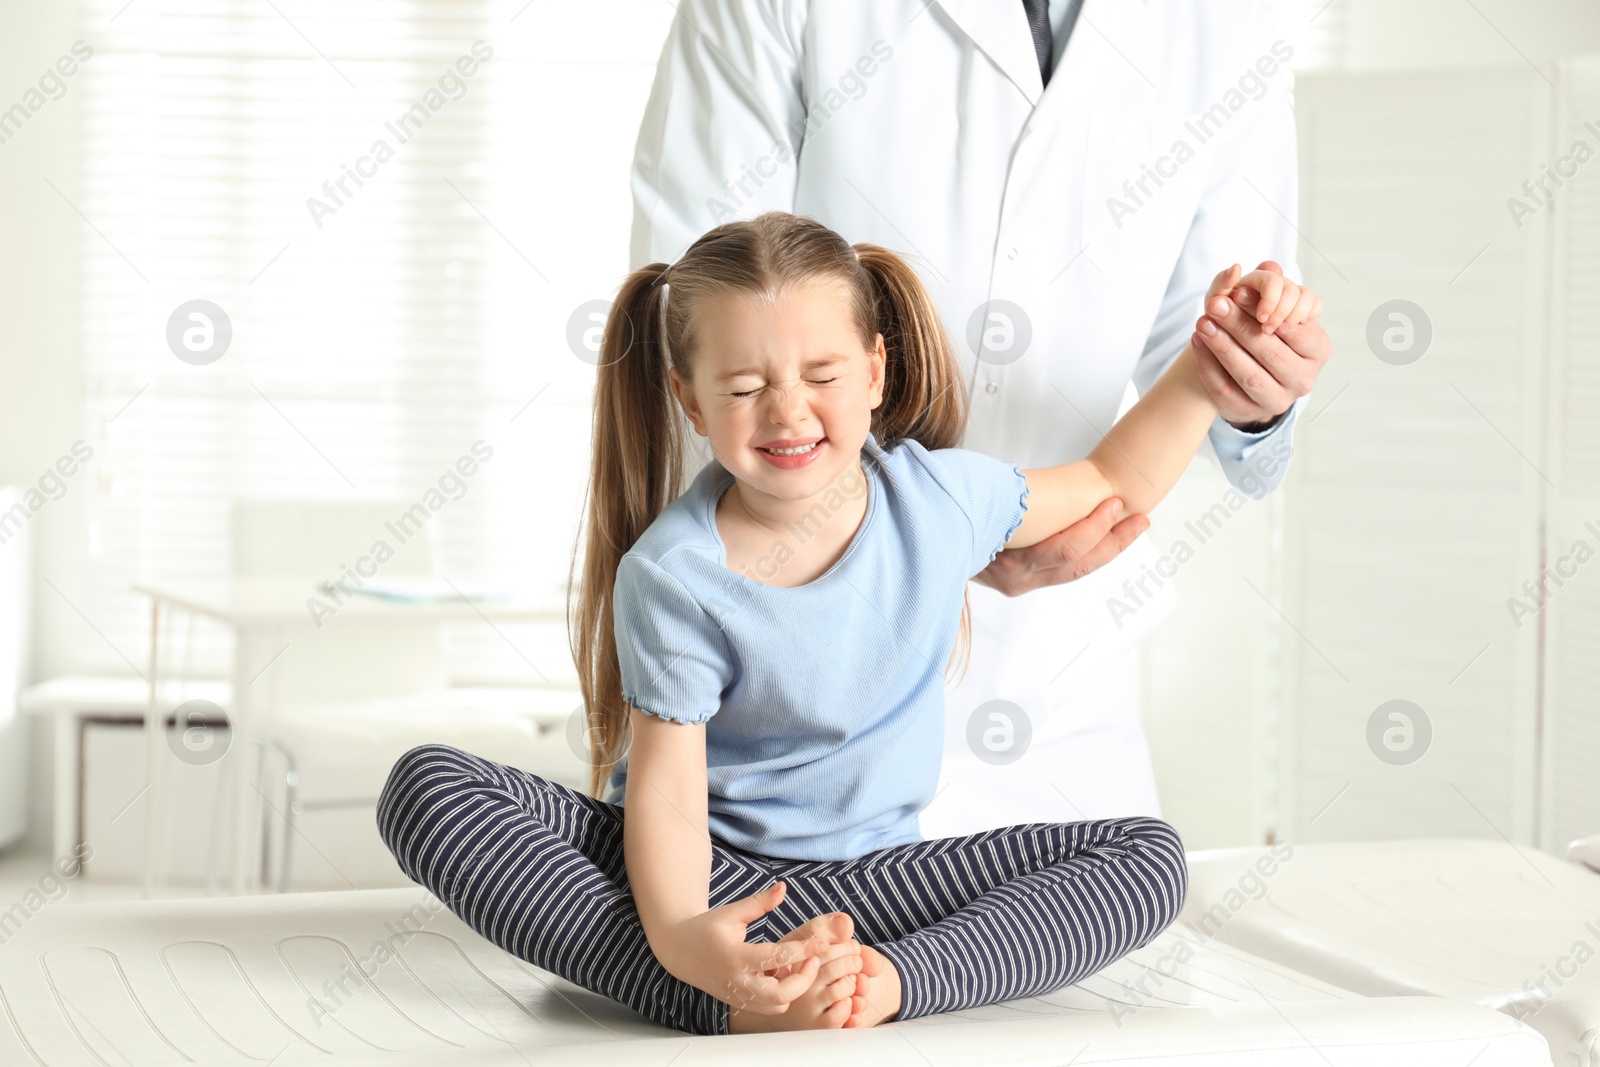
left=1080, top=105, right=1205, bottom=282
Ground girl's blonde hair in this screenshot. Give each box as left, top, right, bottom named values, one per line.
left=567, top=211, right=974, bottom=797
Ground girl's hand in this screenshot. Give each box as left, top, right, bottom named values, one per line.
left=1232, top=278, right=1323, bottom=334
left=1204, top=263, right=1324, bottom=336
left=652, top=880, right=830, bottom=1015
left=1231, top=268, right=1323, bottom=335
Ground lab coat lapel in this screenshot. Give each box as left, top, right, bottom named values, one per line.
left=1039, top=0, right=1159, bottom=111
left=930, top=0, right=1158, bottom=115
left=930, top=0, right=1044, bottom=106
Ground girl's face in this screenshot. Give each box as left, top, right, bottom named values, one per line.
left=669, top=280, right=885, bottom=505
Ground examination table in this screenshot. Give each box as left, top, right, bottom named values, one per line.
left=0, top=880, right=1549, bottom=1065
left=1183, top=838, right=1600, bottom=1066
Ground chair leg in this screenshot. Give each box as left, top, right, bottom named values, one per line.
left=206, top=732, right=298, bottom=894
left=206, top=755, right=227, bottom=896
left=280, top=756, right=298, bottom=894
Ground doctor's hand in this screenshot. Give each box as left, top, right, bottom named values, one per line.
left=973, top=496, right=1148, bottom=597
left=1192, top=260, right=1333, bottom=433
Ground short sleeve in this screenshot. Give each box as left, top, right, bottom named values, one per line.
left=921, top=446, right=1032, bottom=577
left=612, top=555, right=731, bottom=724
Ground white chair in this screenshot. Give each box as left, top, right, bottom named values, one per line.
left=227, top=499, right=585, bottom=892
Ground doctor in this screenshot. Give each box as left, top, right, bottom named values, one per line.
left=627, top=0, right=1331, bottom=832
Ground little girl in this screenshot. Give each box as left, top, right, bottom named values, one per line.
left=377, top=212, right=1322, bottom=1037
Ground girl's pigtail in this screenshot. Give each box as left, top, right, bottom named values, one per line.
left=853, top=243, right=970, bottom=451
left=568, top=263, right=684, bottom=797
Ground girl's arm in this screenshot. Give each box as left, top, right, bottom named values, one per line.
left=622, top=705, right=827, bottom=1012
left=624, top=706, right=712, bottom=948
left=1004, top=339, right=1217, bottom=550
left=1005, top=265, right=1318, bottom=550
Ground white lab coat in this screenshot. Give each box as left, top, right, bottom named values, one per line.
left=628, top=0, right=1307, bottom=833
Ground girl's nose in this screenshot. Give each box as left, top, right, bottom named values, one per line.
left=766, top=381, right=808, bottom=424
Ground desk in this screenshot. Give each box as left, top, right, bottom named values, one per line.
left=21, top=675, right=231, bottom=876
left=132, top=577, right=564, bottom=897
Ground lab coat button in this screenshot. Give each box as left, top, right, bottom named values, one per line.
left=1007, top=247, right=1019, bottom=259
left=985, top=381, right=998, bottom=395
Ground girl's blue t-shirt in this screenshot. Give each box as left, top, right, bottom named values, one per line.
left=603, top=431, right=1030, bottom=861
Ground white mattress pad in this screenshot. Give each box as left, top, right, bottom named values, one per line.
left=0, top=884, right=1551, bottom=1065
left=1183, top=839, right=1600, bottom=1065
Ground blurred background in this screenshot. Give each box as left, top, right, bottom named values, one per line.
left=0, top=0, right=1596, bottom=899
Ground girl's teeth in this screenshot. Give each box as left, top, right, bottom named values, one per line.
left=762, top=442, right=817, bottom=456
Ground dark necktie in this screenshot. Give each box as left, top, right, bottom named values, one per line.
left=1021, top=0, right=1053, bottom=88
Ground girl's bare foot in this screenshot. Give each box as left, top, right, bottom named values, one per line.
left=842, top=945, right=901, bottom=1028
left=728, top=937, right=864, bottom=1033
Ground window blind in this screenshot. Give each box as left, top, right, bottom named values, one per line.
left=75, top=0, right=673, bottom=687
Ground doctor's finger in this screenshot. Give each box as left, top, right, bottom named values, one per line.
left=1198, top=299, right=1297, bottom=388
left=1207, top=263, right=1242, bottom=300
left=1034, top=505, right=1148, bottom=585
left=1192, top=326, right=1291, bottom=414
left=1190, top=332, right=1259, bottom=414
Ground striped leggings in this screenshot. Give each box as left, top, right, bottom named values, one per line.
left=376, top=743, right=1188, bottom=1036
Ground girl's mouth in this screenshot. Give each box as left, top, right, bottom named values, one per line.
left=756, top=437, right=827, bottom=469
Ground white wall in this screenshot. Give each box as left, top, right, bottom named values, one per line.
left=0, top=3, right=88, bottom=851
left=1346, top=0, right=1600, bottom=71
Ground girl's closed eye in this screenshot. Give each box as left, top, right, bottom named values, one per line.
left=730, top=377, right=839, bottom=399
